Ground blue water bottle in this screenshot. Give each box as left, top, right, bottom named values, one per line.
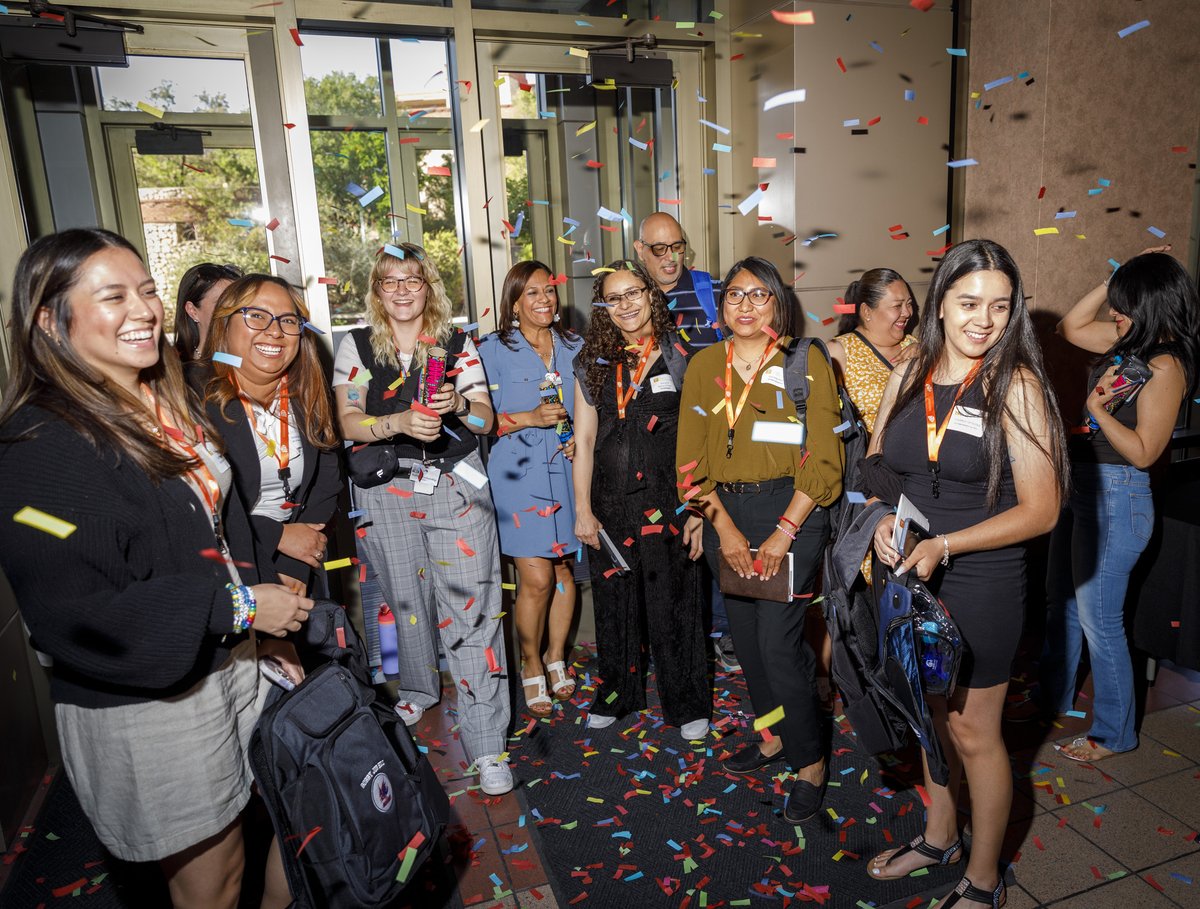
left=377, top=604, right=400, bottom=677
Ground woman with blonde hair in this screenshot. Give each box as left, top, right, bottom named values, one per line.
left=0, top=229, right=312, bottom=908
left=332, top=243, right=513, bottom=796
left=199, top=274, right=343, bottom=601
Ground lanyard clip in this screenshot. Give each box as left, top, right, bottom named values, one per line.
left=928, top=460, right=941, bottom=498
left=726, top=428, right=735, bottom=459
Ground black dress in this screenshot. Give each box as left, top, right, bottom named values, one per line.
left=881, top=381, right=1024, bottom=688
left=586, top=355, right=709, bottom=725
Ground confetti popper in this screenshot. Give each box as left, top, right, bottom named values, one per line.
left=540, top=379, right=574, bottom=445
left=421, top=347, right=447, bottom=406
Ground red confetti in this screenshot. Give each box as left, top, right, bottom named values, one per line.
left=641, top=525, right=664, bottom=535
left=485, top=646, right=500, bottom=673
left=914, top=785, right=932, bottom=807
left=409, top=401, right=438, bottom=418
left=926, top=244, right=953, bottom=257
left=456, top=538, right=476, bottom=557
left=1170, top=145, right=1188, bottom=153
left=387, top=486, right=413, bottom=498
left=867, top=116, right=881, bottom=126
left=586, top=160, right=604, bottom=168
left=646, top=415, right=659, bottom=432
left=1037, top=185, right=1047, bottom=199
left=910, top=0, right=935, bottom=11
left=426, top=165, right=451, bottom=177
left=265, top=217, right=280, bottom=231
left=398, top=137, right=420, bottom=144
left=317, top=277, right=338, bottom=285
left=294, top=825, right=322, bottom=856
left=836, top=57, right=846, bottom=73
left=917, top=115, right=929, bottom=125
left=52, top=878, right=89, bottom=898
left=409, top=511, right=427, bottom=519
left=269, top=255, right=291, bottom=263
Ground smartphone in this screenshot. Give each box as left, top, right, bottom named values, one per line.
left=258, top=656, right=297, bottom=691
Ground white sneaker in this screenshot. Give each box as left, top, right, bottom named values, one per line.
left=394, top=700, right=425, bottom=727
left=680, top=718, right=710, bottom=741
left=587, top=713, right=617, bottom=730
left=476, top=754, right=514, bottom=796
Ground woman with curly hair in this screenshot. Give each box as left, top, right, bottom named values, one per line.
left=572, top=260, right=710, bottom=740
left=333, top=243, right=512, bottom=796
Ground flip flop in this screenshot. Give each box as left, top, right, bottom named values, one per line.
left=1055, top=736, right=1118, bottom=763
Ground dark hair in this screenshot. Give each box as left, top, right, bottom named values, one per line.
left=202, top=274, right=340, bottom=450
left=173, top=262, right=243, bottom=362
left=577, top=260, right=676, bottom=405
left=0, top=228, right=217, bottom=480
left=837, top=267, right=916, bottom=335
left=718, top=256, right=798, bottom=339
left=495, top=260, right=576, bottom=350
left=1105, top=252, right=1200, bottom=393
left=882, top=239, right=1069, bottom=507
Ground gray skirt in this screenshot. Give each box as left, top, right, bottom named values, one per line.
left=55, top=637, right=265, bottom=862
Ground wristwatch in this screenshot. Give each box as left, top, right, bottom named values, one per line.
left=454, top=394, right=471, bottom=417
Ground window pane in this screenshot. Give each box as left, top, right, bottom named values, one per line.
left=415, top=147, right=467, bottom=319
left=388, top=39, right=451, bottom=119
left=132, top=148, right=268, bottom=328
left=310, top=130, right=393, bottom=324
left=473, top=0, right=713, bottom=18
left=300, top=35, right=382, bottom=117
left=498, top=73, right=541, bottom=120
left=100, top=56, right=250, bottom=113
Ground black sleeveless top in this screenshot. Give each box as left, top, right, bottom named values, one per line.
left=1068, top=359, right=1139, bottom=468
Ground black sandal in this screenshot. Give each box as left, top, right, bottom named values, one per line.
left=868, top=833, right=963, bottom=880
left=937, top=876, right=1006, bottom=908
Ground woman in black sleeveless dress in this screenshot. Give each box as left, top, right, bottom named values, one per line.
left=863, top=240, right=1068, bottom=909
left=572, top=260, right=710, bottom=741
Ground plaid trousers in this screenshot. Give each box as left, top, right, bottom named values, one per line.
left=355, top=451, right=510, bottom=761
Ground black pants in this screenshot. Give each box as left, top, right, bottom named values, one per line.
left=703, top=479, right=829, bottom=770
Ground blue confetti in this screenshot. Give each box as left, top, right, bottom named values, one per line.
left=712, top=142, right=731, bottom=153
left=846, top=491, right=867, bottom=504
left=947, top=158, right=979, bottom=168
left=947, top=48, right=967, bottom=57
left=1147, top=226, right=1166, bottom=238
left=629, top=137, right=648, bottom=151
left=933, top=224, right=950, bottom=236
left=843, top=118, right=861, bottom=127
left=1117, top=20, right=1150, bottom=38
left=383, top=243, right=406, bottom=259
left=699, top=118, right=730, bottom=135
left=227, top=218, right=253, bottom=228
left=833, top=420, right=852, bottom=433
left=904, top=89, right=915, bottom=101
left=358, top=186, right=384, bottom=207
left=1098, top=178, right=1112, bottom=187
left=984, top=75, right=1013, bottom=91
left=869, top=41, right=883, bottom=53
left=213, top=351, right=242, bottom=367
left=1054, top=211, right=1077, bottom=220
left=511, top=211, right=525, bottom=239
left=702, top=167, right=716, bottom=175
left=302, top=321, right=326, bottom=335
left=345, top=182, right=366, bottom=197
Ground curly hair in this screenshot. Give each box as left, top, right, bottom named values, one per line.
left=577, top=260, right=675, bottom=406
left=364, top=242, right=454, bottom=371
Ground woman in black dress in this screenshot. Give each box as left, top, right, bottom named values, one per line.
left=864, top=240, right=1068, bottom=908
left=572, top=260, right=710, bottom=741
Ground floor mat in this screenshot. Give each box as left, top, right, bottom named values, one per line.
left=509, top=650, right=965, bottom=909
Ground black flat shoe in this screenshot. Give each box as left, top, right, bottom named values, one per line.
left=782, top=767, right=828, bottom=823
left=723, top=744, right=785, bottom=775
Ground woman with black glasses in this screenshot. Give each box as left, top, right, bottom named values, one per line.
left=676, top=256, right=845, bottom=823
left=174, top=262, right=243, bottom=362
left=198, top=275, right=342, bottom=604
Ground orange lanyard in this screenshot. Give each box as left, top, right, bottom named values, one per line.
left=236, top=375, right=294, bottom=502
left=143, top=385, right=224, bottom=541
left=723, top=340, right=776, bottom=458
left=615, top=337, right=657, bottom=420
left=923, top=360, right=982, bottom=497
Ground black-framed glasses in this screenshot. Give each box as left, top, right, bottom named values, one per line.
left=238, top=306, right=303, bottom=335
left=376, top=275, right=427, bottom=294
left=602, top=285, right=648, bottom=307
left=640, top=239, right=687, bottom=257
left=723, top=288, right=773, bottom=307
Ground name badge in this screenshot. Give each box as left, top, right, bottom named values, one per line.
left=205, top=442, right=231, bottom=474
left=650, top=373, right=676, bottom=393
left=947, top=406, right=983, bottom=437
left=409, top=463, right=441, bottom=495
left=761, top=365, right=786, bottom=389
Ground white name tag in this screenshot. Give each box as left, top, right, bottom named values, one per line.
left=650, top=373, right=676, bottom=393
left=750, top=421, right=806, bottom=445
left=947, top=406, right=983, bottom=437
left=761, top=365, right=786, bottom=389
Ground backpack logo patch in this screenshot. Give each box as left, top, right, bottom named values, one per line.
left=371, top=772, right=393, bottom=812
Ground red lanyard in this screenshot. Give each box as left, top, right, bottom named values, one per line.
left=723, top=340, right=776, bottom=458
left=143, top=385, right=224, bottom=541
left=615, top=337, right=657, bottom=420
left=923, top=360, right=982, bottom=496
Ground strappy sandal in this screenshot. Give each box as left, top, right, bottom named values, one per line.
left=545, top=660, right=575, bottom=700
left=935, top=875, right=1005, bottom=908
left=1056, top=736, right=1118, bottom=763
left=868, top=833, right=963, bottom=880
left=522, top=673, right=553, bottom=717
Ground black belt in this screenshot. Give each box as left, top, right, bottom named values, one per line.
left=715, top=477, right=796, bottom=495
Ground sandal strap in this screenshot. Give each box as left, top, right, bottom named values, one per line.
left=522, top=674, right=552, bottom=705
left=903, top=834, right=963, bottom=865
left=940, top=876, right=1005, bottom=909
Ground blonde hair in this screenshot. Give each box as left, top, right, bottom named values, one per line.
left=365, top=242, right=453, bottom=370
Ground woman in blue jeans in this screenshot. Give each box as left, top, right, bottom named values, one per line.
left=1045, top=245, right=1199, bottom=760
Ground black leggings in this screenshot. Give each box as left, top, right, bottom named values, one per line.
left=703, top=479, right=829, bottom=769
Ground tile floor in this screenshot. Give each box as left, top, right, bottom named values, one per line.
left=413, top=655, right=1200, bottom=909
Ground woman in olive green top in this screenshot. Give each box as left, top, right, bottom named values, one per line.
left=676, top=255, right=844, bottom=825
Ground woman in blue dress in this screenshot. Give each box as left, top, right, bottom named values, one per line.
left=479, top=261, right=582, bottom=717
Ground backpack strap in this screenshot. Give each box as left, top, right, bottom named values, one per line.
left=851, top=330, right=898, bottom=371
left=783, top=336, right=834, bottom=419
left=690, top=269, right=719, bottom=324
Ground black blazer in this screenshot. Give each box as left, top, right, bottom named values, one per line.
left=194, top=368, right=343, bottom=587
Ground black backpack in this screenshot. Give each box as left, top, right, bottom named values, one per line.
left=250, top=600, right=450, bottom=909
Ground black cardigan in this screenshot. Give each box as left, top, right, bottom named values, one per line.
left=194, top=368, right=343, bottom=586
left=0, top=404, right=263, bottom=708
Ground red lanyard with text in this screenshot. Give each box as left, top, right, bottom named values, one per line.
left=615, top=337, right=657, bottom=420
left=724, top=340, right=776, bottom=458
left=144, top=385, right=225, bottom=543
left=236, top=375, right=294, bottom=503
left=924, top=360, right=982, bottom=497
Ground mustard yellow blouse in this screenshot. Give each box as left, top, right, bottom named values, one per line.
left=836, top=331, right=916, bottom=433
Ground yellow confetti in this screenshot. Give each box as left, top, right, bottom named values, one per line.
left=556, top=236, right=576, bottom=245
left=137, top=101, right=165, bottom=118
left=470, top=119, right=490, bottom=133
left=753, top=704, right=786, bottom=732
left=586, top=796, right=604, bottom=803
left=409, top=614, right=417, bottom=625
left=406, top=203, right=427, bottom=215
left=589, top=266, right=615, bottom=275
left=13, top=506, right=76, bottom=539
left=501, top=582, right=516, bottom=590
left=568, top=46, right=590, bottom=58
left=1033, top=227, right=1060, bottom=236
left=576, top=120, right=596, bottom=136
left=388, top=375, right=405, bottom=391
left=711, top=398, right=727, bottom=414
left=359, top=417, right=378, bottom=426
left=323, top=557, right=353, bottom=570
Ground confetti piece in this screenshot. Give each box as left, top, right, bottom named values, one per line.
left=469, top=119, right=489, bottom=133
left=752, top=157, right=777, bottom=168
left=289, top=27, right=303, bottom=46
left=1054, top=211, right=1077, bottom=220
left=456, top=538, right=476, bottom=557
left=947, top=158, right=978, bottom=168
left=1034, top=227, right=1060, bottom=236
left=136, top=101, right=165, bottom=119
left=1117, top=20, right=1150, bottom=38
left=13, top=506, right=76, bottom=539
left=323, top=557, right=353, bottom=570
left=712, top=142, right=731, bottom=153
left=213, top=351, right=243, bottom=367
left=911, top=0, right=935, bottom=10
left=227, top=218, right=254, bottom=228
left=763, top=89, right=807, bottom=111
left=771, top=9, right=814, bottom=25
left=359, top=186, right=384, bottom=207
left=984, top=75, right=1013, bottom=91
left=699, top=118, right=730, bottom=134
left=753, top=704, right=785, bottom=732
left=1147, top=226, right=1166, bottom=238
left=947, top=48, right=967, bottom=57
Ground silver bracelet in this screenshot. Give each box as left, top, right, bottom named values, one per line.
left=939, top=534, right=951, bottom=566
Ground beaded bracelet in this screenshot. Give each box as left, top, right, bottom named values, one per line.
left=775, top=523, right=796, bottom=541
left=228, top=584, right=258, bottom=633
left=939, top=534, right=951, bottom=567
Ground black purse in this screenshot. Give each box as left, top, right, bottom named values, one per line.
left=347, top=443, right=398, bottom=489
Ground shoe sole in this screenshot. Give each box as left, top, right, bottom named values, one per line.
left=722, top=756, right=784, bottom=776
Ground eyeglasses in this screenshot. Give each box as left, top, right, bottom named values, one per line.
left=376, top=275, right=427, bottom=294
left=238, top=306, right=303, bottom=335
left=602, top=285, right=648, bottom=307
left=640, top=239, right=687, bottom=257
left=723, top=288, right=773, bottom=307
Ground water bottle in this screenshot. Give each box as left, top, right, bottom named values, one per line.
left=378, top=604, right=399, bottom=676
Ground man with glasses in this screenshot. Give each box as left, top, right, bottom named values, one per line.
left=633, top=214, right=737, bottom=673
left=633, top=213, right=720, bottom=349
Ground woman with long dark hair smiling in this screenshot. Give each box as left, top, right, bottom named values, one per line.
left=0, top=230, right=312, bottom=909
left=676, top=256, right=844, bottom=823
left=572, top=260, right=709, bottom=740
left=478, top=261, right=582, bottom=718
left=864, top=240, right=1067, bottom=908
left=174, top=262, right=242, bottom=362
left=1042, top=245, right=1200, bottom=761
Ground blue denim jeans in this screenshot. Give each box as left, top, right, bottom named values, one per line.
left=1043, top=463, right=1153, bottom=752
